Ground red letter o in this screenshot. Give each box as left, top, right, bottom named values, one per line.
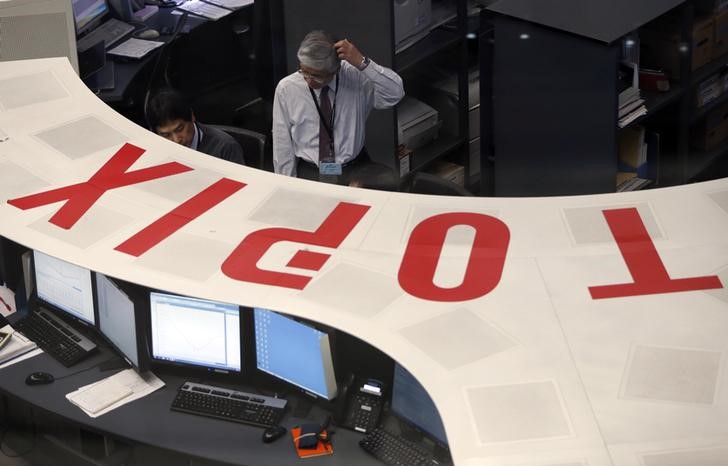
left=398, top=213, right=510, bottom=302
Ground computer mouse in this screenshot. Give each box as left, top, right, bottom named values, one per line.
left=262, top=425, right=287, bottom=443
left=137, top=29, right=160, bottom=40
left=25, top=371, right=55, bottom=385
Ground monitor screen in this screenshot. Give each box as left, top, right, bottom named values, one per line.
left=391, top=363, right=448, bottom=447
left=96, top=273, right=147, bottom=372
left=150, top=291, right=241, bottom=373
left=254, top=308, right=337, bottom=400
left=71, top=0, right=109, bottom=35
left=33, top=250, right=95, bottom=325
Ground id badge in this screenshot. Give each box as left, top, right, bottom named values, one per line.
left=319, top=162, right=342, bottom=175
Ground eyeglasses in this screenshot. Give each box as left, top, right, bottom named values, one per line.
left=297, top=69, right=332, bottom=84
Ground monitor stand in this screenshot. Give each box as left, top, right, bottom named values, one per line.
left=98, top=357, right=130, bottom=371
left=292, top=396, right=314, bottom=419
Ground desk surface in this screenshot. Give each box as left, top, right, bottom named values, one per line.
left=89, top=8, right=208, bottom=104
left=0, top=348, right=376, bottom=466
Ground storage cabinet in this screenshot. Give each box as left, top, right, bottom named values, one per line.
left=483, top=0, right=728, bottom=196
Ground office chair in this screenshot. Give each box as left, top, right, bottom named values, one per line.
left=208, top=124, right=267, bottom=170
left=403, top=172, right=474, bottom=196
left=233, top=97, right=272, bottom=136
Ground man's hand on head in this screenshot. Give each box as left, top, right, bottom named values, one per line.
left=334, top=39, right=366, bottom=70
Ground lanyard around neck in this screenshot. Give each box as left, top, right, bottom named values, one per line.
left=308, top=72, right=339, bottom=141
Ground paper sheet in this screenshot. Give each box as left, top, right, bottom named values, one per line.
left=66, top=369, right=165, bottom=418
left=0, top=286, right=16, bottom=317
left=0, top=325, right=38, bottom=367
left=0, top=348, right=42, bottom=370
left=203, top=0, right=253, bottom=9
left=177, top=0, right=233, bottom=20
left=107, top=38, right=164, bottom=59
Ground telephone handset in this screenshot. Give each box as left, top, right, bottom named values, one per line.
left=335, top=373, right=385, bottom=434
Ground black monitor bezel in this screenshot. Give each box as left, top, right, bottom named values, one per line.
left=246, top=307, right=339, bottom=402
left=147, top=289, right=245, bottom=377
left=390, top=362, right=450, bottom=452
left=94, top=272, right=150, bottom=374
left=30, top=249, right=98, bottom=330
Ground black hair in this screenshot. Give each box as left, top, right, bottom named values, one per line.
left=146, top=88, right=193, bottom=131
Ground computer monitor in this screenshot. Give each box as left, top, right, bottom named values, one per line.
left=32, top=250, right=95, bottom=326
left=253, top=308, right=337, bottom=401
left=71, top=0, right=109, bottom=36
left=0, top=0, right=79, bottom=73
left=95, top=273, right=149, bottom=373
left=149, top=291, right=242, bottom=373
left=391, top=362, right=448, bottom=448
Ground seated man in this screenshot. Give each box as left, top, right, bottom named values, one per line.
left=147, top=88, right=245, bottom=165
left=272, top=30, right=404, bottom=188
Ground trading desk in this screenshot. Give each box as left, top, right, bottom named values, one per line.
left=1, top=58, right=728, bottom=466
left=91, top=5, right=249, bottom=109
left=0, top=347, right=373, bottom=465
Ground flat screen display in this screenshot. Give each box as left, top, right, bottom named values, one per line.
left=96, top=273, right=145, bottom=371
left=72, top=0, right=109, bottom=35
left=254, top=308, right=337, bottom=400
left=33, top=250, right=95, bottom=325
left=150, top=291, right=241, bottom=373
left=391, top=363, right=448, bottom=446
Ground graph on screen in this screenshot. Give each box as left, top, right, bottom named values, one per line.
left=150, top=292, right=240, bottom=372
left=34, top=250, right=95, bottom=324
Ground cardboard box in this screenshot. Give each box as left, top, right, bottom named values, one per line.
left=715, top=9, right=728, bottom=57
left=693, top=101, right=728, bottom=149
left=693, top=17, right=715, bottom=70
left=641, top=17, right=714, bottom=77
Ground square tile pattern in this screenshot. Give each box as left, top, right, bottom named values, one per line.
left=622, top=345, right=722, bottom=404
left=399, top=308, right=516, bottom=370
left=467, top=381, right=572, bottom=444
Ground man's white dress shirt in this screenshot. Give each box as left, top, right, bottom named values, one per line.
left=272, top=60, right=404, bottom=177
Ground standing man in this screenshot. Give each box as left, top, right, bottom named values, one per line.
left=147, top=88, right=245, bottom=165
left=272, top=30, right=404, bottom=187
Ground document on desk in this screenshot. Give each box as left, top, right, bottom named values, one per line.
left=177, top=0, right=232, bottom=20
left=0, top=285, right=16, bottom=317
left=0, top=325, right=39, bottom=368
left=66, top=369, right=165, bottom=418
left=107, top=38, right=164, bottom=60
left=202, top=0, right=253, bottom=9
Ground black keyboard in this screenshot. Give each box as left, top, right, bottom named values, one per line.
left=14, top=311, right=95, bottom=367
left=77, top=18, right=135, bottom=52
left=171, top=382, right=287, bottom=428
left=359, top=427, right=434, bottom=466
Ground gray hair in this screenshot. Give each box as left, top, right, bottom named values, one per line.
left=297, top=30, right=340, bottom=74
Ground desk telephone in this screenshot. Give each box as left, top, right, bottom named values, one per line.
left=335, top=374, right=385, bottom=434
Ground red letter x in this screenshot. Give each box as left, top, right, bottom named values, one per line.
left=7, top=143, right=192, bottom=229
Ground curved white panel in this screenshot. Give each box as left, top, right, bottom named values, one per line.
left=1, top=58, right=728, bottom=465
